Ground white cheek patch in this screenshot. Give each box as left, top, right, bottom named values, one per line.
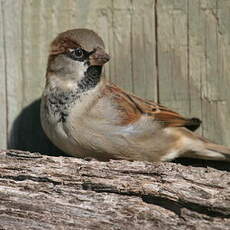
left=75, top=61, right=88, bottom=80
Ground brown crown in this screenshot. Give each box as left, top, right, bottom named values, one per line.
left=50, top=28, right=105, bottom=55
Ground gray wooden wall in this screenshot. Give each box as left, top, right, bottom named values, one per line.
left=1, top=0, right=230, bottom=154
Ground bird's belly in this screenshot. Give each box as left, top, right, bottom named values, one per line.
left=42, top=118, right=89, bottom=158
left=64, top=115, right=169, bottom=161
left=41, top=97, right=178, bottom=162
left=40, top=99, right=86, bottom=157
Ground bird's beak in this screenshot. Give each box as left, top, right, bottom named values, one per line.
left=89, top=47, right=110, bottom=66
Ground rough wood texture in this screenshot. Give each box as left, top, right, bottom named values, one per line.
left=0, top=149, right=229, bottom=229
left=0, top=0, right=230, bottom=153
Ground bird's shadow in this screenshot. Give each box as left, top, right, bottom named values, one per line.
left=9, top=98, right=230, bottom=172
left=173, top=158, right=230, bottom=172
left=9, top=98, right=65, bottom=156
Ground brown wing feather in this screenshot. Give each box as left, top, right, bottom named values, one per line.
left=103, top=84, right=142, bottom=125
left=104, top=83, right=201, bottom=131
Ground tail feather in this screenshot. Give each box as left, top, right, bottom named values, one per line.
left=184, top=141, right=230, bottom=162
left=205, top=142, right=230, bottom=161
left=179, top=130, right=230, bottom=162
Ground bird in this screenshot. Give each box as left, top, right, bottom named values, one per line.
left=40, top=28, right=230, bottom=162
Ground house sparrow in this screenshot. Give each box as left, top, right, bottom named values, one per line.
left=40, top=28, right=230, bottom=162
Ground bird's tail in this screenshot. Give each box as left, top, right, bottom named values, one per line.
left=203, top=142, right=230, bottom=161
left=184, top=139, right=230, bottom=162
left=183, top=135, right=230, bottom=162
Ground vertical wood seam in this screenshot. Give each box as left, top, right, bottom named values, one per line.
left=21, top=0, right=25, bottom=106
left=111, top=0, right=115, bottom=84
left=216, top=0, right=219, bottom=92
left=187, top=0, right=191, bottom=114
left=130, top=0, right=134, bottom=93
left=154, top=0, right=159, bottom=103
left=203, top=1, right=208, bottom=137
left=200, top=0, right=204, bottom=137
left=1, top=0, right=8, bottom=147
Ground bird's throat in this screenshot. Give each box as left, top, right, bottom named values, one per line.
left=77, top=65, right=102, bottom=92
left=45, top=66, right=103, bottom=123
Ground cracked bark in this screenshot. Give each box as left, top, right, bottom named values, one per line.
left=0, top=150, right=229, bottom=230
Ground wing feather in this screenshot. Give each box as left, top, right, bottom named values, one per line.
left=103, top=83, right=201, bottom=131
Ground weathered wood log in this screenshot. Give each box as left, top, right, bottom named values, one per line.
left=0, top=150, right=229, bottom=230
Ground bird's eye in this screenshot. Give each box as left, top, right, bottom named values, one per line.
left=67, top=48, right=90, bottom=61
left=74, top=48, right=83, bottom=58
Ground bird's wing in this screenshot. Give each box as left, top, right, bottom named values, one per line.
left=103, top=83, right=201, bottom=131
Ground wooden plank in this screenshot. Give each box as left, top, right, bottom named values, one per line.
left=2, top=0, right=23, bottom=148
left=109, top=0, right=133, bottom=93
left=217, top=0, right=230, bottom=146
left=0, top=0, right=7, bottom=148
left=187, top=0, right=204, bottom=136
left=157, top=0, right=230, bottom=145
left=157, top=0, right=190, bottom=116
left=188, top=0, right=230, bottom=145
left=200, top=0, right=220, bottom=142
left=207, top=0, right=230, bottom=146
left=131, top=0, right=157, bottom=100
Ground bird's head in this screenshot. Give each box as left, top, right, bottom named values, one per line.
left=46, top=28, right=110, bottom=85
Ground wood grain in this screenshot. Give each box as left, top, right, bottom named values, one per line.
left=0, top=150, right=229, bottom=229
left=0, top=0, right=230, bottom=152
left=157, top=0, right=190, bottom=116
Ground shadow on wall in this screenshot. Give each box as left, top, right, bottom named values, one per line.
left=9, top=98, right=65, bottom=156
